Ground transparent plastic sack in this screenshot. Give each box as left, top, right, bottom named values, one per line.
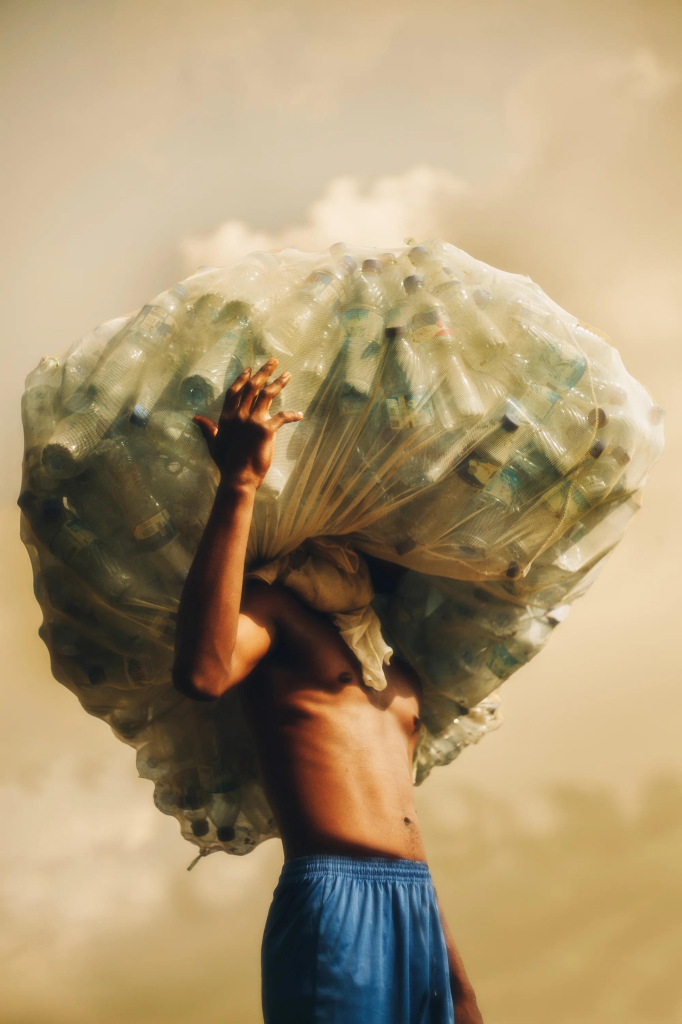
left=19, top=240, right=664, bottom=856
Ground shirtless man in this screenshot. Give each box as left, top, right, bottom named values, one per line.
left=172, top=357, right=483, bottom=1024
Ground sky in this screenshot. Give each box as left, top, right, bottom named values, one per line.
left=1, top=1, right=681, bottom=1021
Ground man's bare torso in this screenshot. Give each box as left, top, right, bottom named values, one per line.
left=238, top=581, right=427, bottom=863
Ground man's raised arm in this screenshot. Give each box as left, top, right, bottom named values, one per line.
left=172, top=358, right=302, bottom=701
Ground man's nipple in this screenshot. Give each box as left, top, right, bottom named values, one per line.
left=338, top=671, right=353, bottom=683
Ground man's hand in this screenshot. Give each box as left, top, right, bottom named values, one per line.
left=193, top=357, right=302, bottom=490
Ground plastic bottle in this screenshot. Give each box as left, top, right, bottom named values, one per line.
left=455, top=401, right=526, bottom=488
left=48, top=623, right=155, bottom=689
left=377, top=252, right=409, bottom=305
left=518, top=383, right=607, bottom=474
left=130, top=290, right=234, bottom=426
left=220, top=251, right=280, bottom=314
left=179, top=301, right=254, bottom=412
left=338, top=258, right=387, bottom=410
left=43, top=285, right=191, bottom=476
left=148, top=459, right=215, bottom=549
left=60, top=317, right=130, bottom=408
left=261, top=254, right=355, bottom=360
left=380, top=323, right=435, bottom=434
left=545, top=442, right=631, bottom=524
left=141, top=410, right=207, bottom=470
left=408, top=247, right=508, bottom=369
left=209, top=792, right=241, bottom=843
left=21, top=356, right=62, bottom=493
left=506, top=293, right=587, bottom=393
left=403, top=275, right=484, bottom=422
left=397, top=400, right=529, bottom=555
left=90, top=436, right=193, bottom=582
left=35, top=566, right=175, bottom=653
left=19, top=493, right=139, bottom=601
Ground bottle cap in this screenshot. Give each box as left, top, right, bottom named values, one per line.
left=611, top=445, right=631, bottom=465
left=87, top=665, right=106, bottom=686
left=473, top=288, right=491, bottom=308
left=362, top=259, right=382, bottom=274
left=506, top=561, right=520, bottom=579
left=408, top=246, right=428, bottom=264
left=191, top=819, right=210, bottom=837
left=501, top=413, right=521, bottom=432
left=217, top=825, right=236, bottom=843
left=587, top=407, right=607, bottom=428
left=588, top=439, right=606, bottom=459
left=403, top=275, right=423, bottom=293
left=41, top=497, right=64, bottom=519
left=329, top=241, right=347, bottom=255
left=341, top=254, right=358, bottom=273
left=379, top=252, right=397, bottom=264
left=130, top=404, right=151, bottom=427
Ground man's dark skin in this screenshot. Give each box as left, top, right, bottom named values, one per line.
left=173, top=357, right=484, bottom=1023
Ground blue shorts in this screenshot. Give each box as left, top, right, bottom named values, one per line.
left=262, top=855, right=455, bottom=1023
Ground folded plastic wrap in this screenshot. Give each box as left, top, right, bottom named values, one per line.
left=19, top=240, right=664, bottom=855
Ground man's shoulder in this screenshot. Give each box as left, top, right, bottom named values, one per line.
left=242, top=577, right=310, bottom=625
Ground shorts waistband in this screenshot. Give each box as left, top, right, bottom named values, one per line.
left=279, top=854, right=432, bottom=884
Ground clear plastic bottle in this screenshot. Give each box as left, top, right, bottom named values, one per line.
left=21, top=356, right=63, bottom=493
left=141, top=410, right=207, bottom=470
left=261, top=255, right=355, bottom=360
left=403, top=275, right=484, bottom=422
left=19, top=493, right=139, bottom=601
left=518, top=383, right=607, bottom=474
left=48, top=624, right=155, bottom=690
left=338, top=258, right=387, bottom=410
left=377, top=251, right=409, bottom=305
left=408, top=247, right=508, bottom=369
left=544, top=442, right=631, bottom=525
left=179, top=301, right=254, bottom=412
left=401, top=400, right=529, bottom=555
left=130, top=290, right=232, bottom=425
left=380, top=323, right=436, bottom=434
left=43, top=285, right=191, bottom=476
left=455, top=402, right=526, bottom=488
left=61, top=317, right=130, bottom=408
left=147, top=458, right=215, bottom=549
left=220, top=251, right=280, bottom=314
left=90, top=436, right=193, bottom=582
left=35, top=566, right=174, bottom=654
left=208, top=792, right=241, bottom=843
left=506, top=294, right=587, bottom=393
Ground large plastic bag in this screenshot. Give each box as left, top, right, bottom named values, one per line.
left=19, top=240, right=664, bottom=856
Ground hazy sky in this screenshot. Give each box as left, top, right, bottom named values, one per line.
left=1, top=1, right=681, bottom=1021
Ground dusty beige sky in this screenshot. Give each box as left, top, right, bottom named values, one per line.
left=1, top=1, right=681, bottom=1021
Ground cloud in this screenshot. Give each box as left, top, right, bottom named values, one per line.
left=182, top=48, right=682, bottom=370
left=182, top=165, right=468, bottom=268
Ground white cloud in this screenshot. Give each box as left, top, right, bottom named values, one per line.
left=182, top=165, right=467, bottom=270
left=183, top=48, right=682, bottom=377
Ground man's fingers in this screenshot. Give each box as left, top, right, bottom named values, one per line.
left=269, top=409, right=304, bottom=431
left=254, top=371, right=291, bottom=415
left=239, top=357, right=279, bottom=415
left=221, top=367, right=252, bottom=418
left=192, top=415, right=219, bottom=446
